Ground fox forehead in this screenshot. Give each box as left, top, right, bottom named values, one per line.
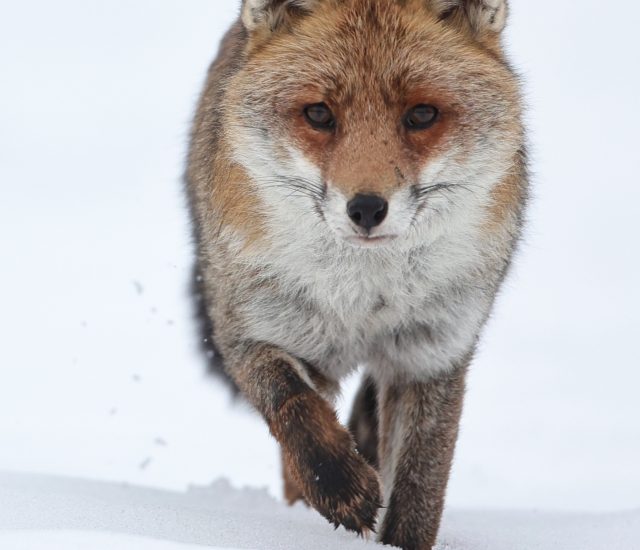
left=239, top=0, right=514, bottom=105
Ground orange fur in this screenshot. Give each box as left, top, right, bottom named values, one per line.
left=210, top=154, right=267, bottom=246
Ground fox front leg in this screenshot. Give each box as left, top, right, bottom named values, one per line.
left=378, top=362, right=468, bottom=550
left=228, top=343, right=381, bottom=534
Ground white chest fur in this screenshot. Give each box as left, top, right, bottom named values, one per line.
left=233, top=215, right=496, bottom=384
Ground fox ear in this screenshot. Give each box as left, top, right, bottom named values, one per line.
left=242, top=0, right=319, bottom=32
left=431, top=0, right=508, bottom=35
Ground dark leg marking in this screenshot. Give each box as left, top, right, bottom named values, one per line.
left=348, top=375, right=379, bottom=468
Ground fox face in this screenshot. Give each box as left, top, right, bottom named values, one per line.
left=223, top=0, right=522, bottom=248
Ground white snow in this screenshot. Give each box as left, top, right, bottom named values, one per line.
left=0, top=532, right=213, bottom=550
left=1, top=473, right=639, bottom=550
left=0, top=0, right=639, bottom=548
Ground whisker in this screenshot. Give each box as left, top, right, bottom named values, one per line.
left=251, top=175, right=326, bottom=201
left=415, top=181, right=480, bottom=198
left=409, top=180, right=481, bottom=230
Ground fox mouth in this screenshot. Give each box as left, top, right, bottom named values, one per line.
left=344, top=234, right=398, bottom=248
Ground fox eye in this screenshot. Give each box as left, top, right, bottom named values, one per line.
left=404, top=104, right=439, bottom=130
left=303, top=103, right=335, bottom=130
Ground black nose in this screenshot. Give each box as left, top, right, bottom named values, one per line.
left=347, top=194, right=389, bottom=231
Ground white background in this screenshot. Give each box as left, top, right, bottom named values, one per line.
left=1, top=0, right=639, bottom=517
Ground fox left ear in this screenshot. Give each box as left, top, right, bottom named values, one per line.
left=242, top=0, right=319, bottom=32
left=431, top=0, right=508, bottom=35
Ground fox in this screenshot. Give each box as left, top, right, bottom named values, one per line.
left=186, top=0, right=527, bottom=548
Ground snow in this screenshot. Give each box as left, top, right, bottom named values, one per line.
left=1, top=473, right=639, bottom=550
left=0, top=0, right=639, bottom=548
left=0, top=533, right=212, bottom=550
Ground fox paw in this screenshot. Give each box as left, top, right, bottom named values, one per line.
left=304, top=446, right=381, bottom=535
left=276, top=392, right=381, bottom=534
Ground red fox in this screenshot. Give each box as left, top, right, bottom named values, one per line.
left=187, top=1, right=527, bottom=548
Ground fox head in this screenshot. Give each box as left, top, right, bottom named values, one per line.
left=222, top=0, right=523, bottom=249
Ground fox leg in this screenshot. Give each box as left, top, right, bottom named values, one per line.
left=378, top=362, right=468, bottom=550
left=227, top=343, right=381, bottom=534
left=282, top=447, right=306, bottom=505
left=348, top=375, right=379, bottom=468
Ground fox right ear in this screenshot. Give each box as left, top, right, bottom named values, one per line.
left=242, top=0, right=319, bottom=32
left=430, top=0, right=509, bottom=36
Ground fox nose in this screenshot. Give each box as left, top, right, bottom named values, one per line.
left=347, top=194, right=389, bottom=231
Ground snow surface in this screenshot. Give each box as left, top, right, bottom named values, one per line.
left=1, top=472, right=639, bottom=550
left=0, top=532, right=213, bottom=550
left=1, top=0, right=639, bottom=548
